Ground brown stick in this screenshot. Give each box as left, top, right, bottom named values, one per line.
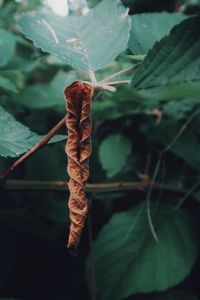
left=3, top=179, right=186, bottom=195
left=0, top=116, right=66, bottom=178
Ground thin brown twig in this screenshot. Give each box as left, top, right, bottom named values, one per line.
left=2, top=179, right=186, bottom=195
left=0, top=116, right=66, bottom=178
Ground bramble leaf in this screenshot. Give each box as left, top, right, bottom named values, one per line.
left=86, top=203, right=199, bottom=300
left=132, top=16, right=200, bottom=101
left=0, top=106, right=66, bottom=157
left=18, top=0, right=130, bottom=71
left=98, top=133, right=132, bottom=177
left=129, top=12, right=186, bottom=55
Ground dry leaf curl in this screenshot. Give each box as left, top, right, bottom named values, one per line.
left=64, top=81, right=93, bottom=253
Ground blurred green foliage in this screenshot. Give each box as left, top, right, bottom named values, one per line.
left=0, top=0, right=200, bottom=300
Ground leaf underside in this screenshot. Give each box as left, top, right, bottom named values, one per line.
left=18, top=0, right=130, bottom=71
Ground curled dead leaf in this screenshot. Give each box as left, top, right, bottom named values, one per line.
left=64, top=81, right=93, bottom=254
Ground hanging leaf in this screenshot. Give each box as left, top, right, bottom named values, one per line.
left=17, top=0, right=130, bottom=71
left=86, top=202, right=199, bottom=300
left=132, top=16, right=200, bottom=101
left=0, top=106, right=66, bottom=158
left=129, top=12, right=186, bottom=55
left=98, top=133, right=132, bottom=177
left=0, top=30, right=16, bottom=67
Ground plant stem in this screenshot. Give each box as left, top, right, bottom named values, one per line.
left=126, top=54, right=146, bottom=61
left=3, top=179, right=186, bottom=195
left=88, top=70, right=97, bottom=85
left=99, top=65, right=139, bottom=84
left=96, top=80, right=130, bottom=92
left=0, top=116, right=66, bottom=178
left=96, top=83, right=117, bottom=92
left=106, top=80, right=131, bottom=86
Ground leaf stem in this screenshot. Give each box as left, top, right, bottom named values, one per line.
left=0, top=116, right=66, bottom=178
left=99, top=65, right=139, bottom=84
left=96, top=83, right=117, bottom=92
left=105, top=80, right=131, bottom=86
left=95, top=80, right=131, bottom=92
left=88, top=70, right=97, bottom=85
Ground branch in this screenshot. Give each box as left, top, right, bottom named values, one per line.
left=0, top=116, right=66, bottom=178
left=2, top=179, right=186, bottom=195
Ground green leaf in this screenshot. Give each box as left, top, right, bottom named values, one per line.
left=0, top=29, right=16, bottom=67
left=18, top=0, right=130, bottom=71
left=0, top=106, right=66, bottom=157
left=0, top=74, right=18, bottom=93
left=132, top=16, right=200, bottom=101
left=98, top=133, right=132, bottom=177
left=129, top=12, right=186, bottom=55
left=13, top=71, right=76, bottom=109
left=86, top=203, right=199, bottom=300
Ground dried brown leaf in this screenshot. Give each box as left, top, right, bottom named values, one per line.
left=64, top=81, right=93, bottom=254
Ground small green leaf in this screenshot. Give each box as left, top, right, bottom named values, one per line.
left=98, top=133, right=132, bottom=177
left=132, top=16, right=200, bottom=101
left=0, top=29, right=16, bottom=67
left=129, top=12, right=186, bottom=55
left=18, top=0, right=130, bottom=71
left=86, top=203, right=199, bottom=300
left=0, top=106, right=66, bottom=157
